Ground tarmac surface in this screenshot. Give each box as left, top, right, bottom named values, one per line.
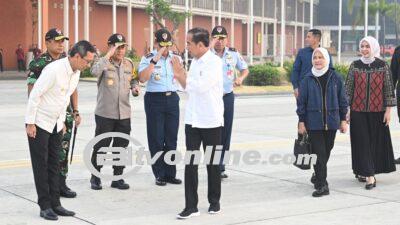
left=0, top=78, right=400, bottom=225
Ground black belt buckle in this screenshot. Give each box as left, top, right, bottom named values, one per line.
left=166, top=92, right=172, bottom=96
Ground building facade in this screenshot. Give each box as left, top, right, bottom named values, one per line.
left=0, top=0, right=317, bottom=70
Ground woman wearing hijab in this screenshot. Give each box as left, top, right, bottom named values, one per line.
left=345, top=36, right=396, bottom=190
left=297, top=48, right=348, bottom=197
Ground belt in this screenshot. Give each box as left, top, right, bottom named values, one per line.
left=223, top=91, right=233, bottom=96
left=146, top=91, right=176, bottom=96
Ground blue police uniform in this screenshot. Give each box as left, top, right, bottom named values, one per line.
left=213, top=47, right=248, bottom=172
left=138, top=50, right=181, bottom=180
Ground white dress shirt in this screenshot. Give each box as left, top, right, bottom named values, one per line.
left=25, top=57, right=80, bottom=133
left=184, top=49, right=224, bottom=128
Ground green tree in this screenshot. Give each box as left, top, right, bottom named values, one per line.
left=347, top=0, right=392, bottom=47
left=145, top=0, right=190, bottom=53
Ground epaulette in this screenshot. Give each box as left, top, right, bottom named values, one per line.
left=172, top=51, right=181, bottom=56
left=145, top=52, right=154, bottom=58
left=228, top=47, right=237, bottom=52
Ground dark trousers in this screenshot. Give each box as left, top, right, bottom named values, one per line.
left=220, top=92, right=234, bottom=172
left=28, top=125, right=62, bottom=210
left=308, top=130, right=336, bottom=189
left=17, top=59, right=25, bottom=71
left=144, top=92, right=179, bottom=179
left=184, top=125, right=222, bottom=210
left=91, top=115, right=131, bottom=176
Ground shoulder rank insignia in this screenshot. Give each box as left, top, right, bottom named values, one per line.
left=228, top=47, right=237, bottom=52
left=145, top=52, right=154, bottom=58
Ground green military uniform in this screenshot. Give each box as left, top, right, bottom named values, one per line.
left=27, top=52, right=73, bottom=179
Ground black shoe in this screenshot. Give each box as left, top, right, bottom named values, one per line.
left=355, top=175, right=367, bottom=183
left=221, top=172, right=228, bottom=179
left=155, top=177, right=167, bottom=186
left=90, top=175, right=102, bottom=190
left=52, top=206, right=75, bottom=216
left=312, top=185, right=330, bottom=197
left=176, top=208, right=200, bottom=219
left=208, top=203, right=221, bottom=214
left=165, top=177, right=182, bottom=185
left=395, top=157, right=400, bottom=164
left=60, top=187, right=77, bottom=198
left=111, top=179, right=130, bottom=190
left=40, top=208, right=58, bottom=220
left=365, top=177, right=376, bottom=190
left=310, top=173, right=316, bottom=184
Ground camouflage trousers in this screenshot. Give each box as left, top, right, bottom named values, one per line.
left=60, top=110, right=74, bottom=178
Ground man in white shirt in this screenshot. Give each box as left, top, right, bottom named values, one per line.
left=172, top=27, right=224, bottom=219
left=25, top=40, right=95, bottom=221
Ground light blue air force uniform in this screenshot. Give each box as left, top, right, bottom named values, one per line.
left=214, top=47, right=248, bottom=94
left=138, top=50, right=181, bottom=92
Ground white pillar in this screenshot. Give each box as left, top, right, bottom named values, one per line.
left=231, top=0, right=235, bottom=47
left=218, top=0, right=222, bottom=25
left=375, top=0, right=379, bottom=40
left=365, top=0, right=368, bottom=36
left=127, top=0, right=132, bottom=50
left=249, top=0, right=253, bottom=65
left=261, top=0, right=265, bottom=58
left=64, top=0, right=69, bottom=52
left=280, top=0, right=285, bottom=67
left=189, top=0, right=193, bottom=29
left=273, top=0, right=277, bottom=58
left=38, top=0, right=42, bottom=49
left=338, top=0, right=342, bottom=64
left=310, top=0, right=313, bottom=28
left=84, top=0, right=89, bottom=40
left=112, top=0, right=117, bottom=33
left=185, top=0, right=189, bottom=66
left=302, top=1, right=305, bottom=48
left=74, top=0, right=78, bottom=43
left=212, top=0, right=215, bottom=29
left=150, top=16, right=154, bottom=51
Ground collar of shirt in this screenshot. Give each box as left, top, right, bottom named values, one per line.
left=194, top=49, right=213, bottom=64
left=63, top=57, right=76, bottom=75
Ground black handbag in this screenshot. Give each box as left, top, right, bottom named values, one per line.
left=293, top=133, right=313, bottom=170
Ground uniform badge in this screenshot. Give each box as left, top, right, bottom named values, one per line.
left=217, top=27, right=223, bottom=33
left=117, top=34, right=123, bottom=41
left=162, top=33, right=168, bottom=41
left=154, top=73, right=161, bottom=81
left=107, top=78, right=114, bottom=86
left=226, top=54, right=234, bottom=64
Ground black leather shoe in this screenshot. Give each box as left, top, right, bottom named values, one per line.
left=155, top=177, right=167, bottom=186
left=355, top=175, right=366, bottom=183
left=310, top=173, right=316, bottom=184
left=111, top=179, right=130, bottom=190
left=60, top=186, right=77, bottom=198
left=221, top=172, right=228, bottom=179
left=312, top=185, right=330, bottom=197
left=165, top=177, right=182, bottom=185
left=365, top=177, right=376, bottom=190
left=90, top=175, right=102, bottom=190
left=52, top=206, right=75, bottom=216
left=40, top=208, right=58, bottom=220
left=395, top=157, right=400, bottom=164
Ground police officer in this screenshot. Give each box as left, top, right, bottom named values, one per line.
left=90, top=33, right=140, bottom=190
left=138, top=28, right=182, bottom=186
left=210, top=26, right=249, bottom=179
left=27, top=28, right=80, bottom=198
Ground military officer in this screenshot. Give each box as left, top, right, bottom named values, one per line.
left=210, top=26, right=249, bottom=179
left=27, top=28, right=80, bottom=198
left=138, top=28, right=182, bottom=186
left=90, top=33, right=140, bottom=190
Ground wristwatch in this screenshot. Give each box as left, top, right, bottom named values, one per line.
left=150, top=58, right=157, bottom=65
